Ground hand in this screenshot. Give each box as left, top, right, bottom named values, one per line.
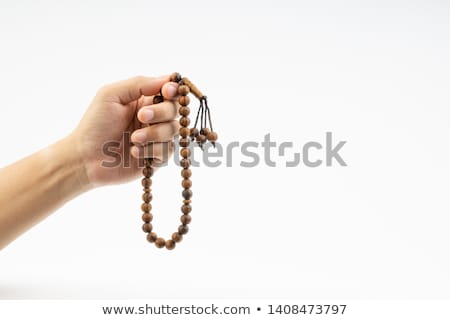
left=70, top=75, right=180, bottom=187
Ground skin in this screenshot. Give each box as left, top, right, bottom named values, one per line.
left=0, top=75, right=180, bottom=250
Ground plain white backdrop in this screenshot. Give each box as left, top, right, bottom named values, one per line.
left=0, top=0, right=449, bottom=299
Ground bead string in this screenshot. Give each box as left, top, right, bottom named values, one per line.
left=140, top=72, right=217, bottom=250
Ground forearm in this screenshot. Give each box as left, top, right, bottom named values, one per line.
left=0, top=135, right=91, bottom=249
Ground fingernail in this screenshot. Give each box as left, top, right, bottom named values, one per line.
left=132, top=131, right=146, bottom=144
left=141, top=109, right=154, bottom=122
left=167, top=83, right=177, bottom=97
left=130, top=146, right=140, bottom=158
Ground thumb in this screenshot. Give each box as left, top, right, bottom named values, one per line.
left=99, top=75, right=170, bottom=105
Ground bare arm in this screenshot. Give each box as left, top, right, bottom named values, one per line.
left=0, top=136, right=90, bottom=249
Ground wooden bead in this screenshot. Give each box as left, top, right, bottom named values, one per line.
left=190, top=128, right=199, bottom=139
left=142, top=192, right=153, bottom=202
left=196, top=134, right=206, bottom=143
left=172, top=232, right=183, bottom=243
left=153, top=95, right=164, bottom=104
left=182, top=189, right=193, bottom=199
left=155, top=237, right=166, bottom=248
left=181, top=168, right=192, bottom=178
left=200, top=128, right=211, bottom=135
left=207, top=131, right=218, bottom=142
left=147, top=232, right=157, bottom=243
left=181, top=204, right=192, bottom=214
left=179, top=106, right=190, bottom=116
left=142, top=167, right=154, bottom=177
left=178, top=85, right=190, bottom=96
left=179, top=127, right=190, bottom=137
left=179, top=116, right=190, bottom=127
left=183, top=199, right=192, bottom=205
left=142, top=213, right=153, bottom=223
left=170, top=72, right=182, bottom=82
left=178, top=225, right=189, bottom=235
left=178, top=95, right=190, bottom=106
left=142, top=223, right=153, bottom=233
left=182, top=179, right=192, bottom=189
left=141, top=178, right=152, bottom=188
left=180, top=214, right=192, bottom=225
left=179, top=138, right=190, bottom=147
left=165, top=239, right=176, bottom=250
left=141, top=203, right=152, bottom=212
left=180, top=158, right=190, bottom=168
left=180, top=147, right=190, bottom=158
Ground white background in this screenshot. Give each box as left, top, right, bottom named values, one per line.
left=0, top=0, right=449, bottom=300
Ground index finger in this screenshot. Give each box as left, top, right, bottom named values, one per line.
left=99, top=75, right=170, bottom=105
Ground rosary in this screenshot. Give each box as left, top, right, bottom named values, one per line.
left=140, top=72, right=217, bottom=250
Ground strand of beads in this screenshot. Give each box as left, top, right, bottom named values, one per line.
left=141, top=72, right=211, bottom=250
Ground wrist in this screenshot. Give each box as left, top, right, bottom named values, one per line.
left=49, top=135, right=93, bottom=197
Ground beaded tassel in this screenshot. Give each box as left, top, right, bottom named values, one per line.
left=140, top=72, right=217, bottom=250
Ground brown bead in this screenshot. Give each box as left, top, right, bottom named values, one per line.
left=141, top=203, right=152, bottom=212
left=199, top=128, right=209, bottom=135
left=147, top=232, right=157, bottom=243
left=178, top=225, right=189, bottom=235
left=183, top=199, right=192, bottom=205
left=155, top=237, right=166, bottom=248
left=170, top=72, right=182, bottom=82
left=181, top=168, right=192, bottom=178
left=179, top=138, right=190, bottom=147
left=153, top=95, right=164, bottom=104
left=165, top=239, right=176, bottom=250
left=141, top=178, right=152, bottom=188
left=180, top=147, right=190, bottom=158
left=182, top=189, right=193, bottom=200
left=179, top=106, right=190, bottom=116
left=190, top=128, right=199, bottom=139
left=182, top=179, right=192, bottom=189
left=142, top=166, right=154, bottom=177
left=180, top=214, right=192, bottom=225
left=196, top=134, right=206, bottom=143
left=142, top=223, right=153, bottom=233
left=172, top=232, right=183, bottom=243
left=181, top=204, right=192, bottom=214
left=179, top=116, right=190, bottom=127
left=180, top=158, right=191, bottom=168
left=178, top=95, right=190, bottom=106
left=178, top=85, right=190, bottom=96
left=142, top=192, right=153, bottom=202
left=142, top=213, right=153, bottom=223
left=207, top=131, right=218, bottom=142
left=179, top=127, right=190, bottom=137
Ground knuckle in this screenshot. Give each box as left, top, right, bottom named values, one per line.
left=96, top=85, right=110, bottom=98
left=134, top=75, right=146, bottom=83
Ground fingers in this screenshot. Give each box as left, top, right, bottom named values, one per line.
left=130, top=141, right=175, bottom=162
left=162, top=82, right=179, bottom=100
left=131, top=120, right=179, bottom=145
left=137, top=101, right=179, bottom=124
left=138, top=82, right=179, bottom=108
left=99, top=75, right=170, bottom=105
